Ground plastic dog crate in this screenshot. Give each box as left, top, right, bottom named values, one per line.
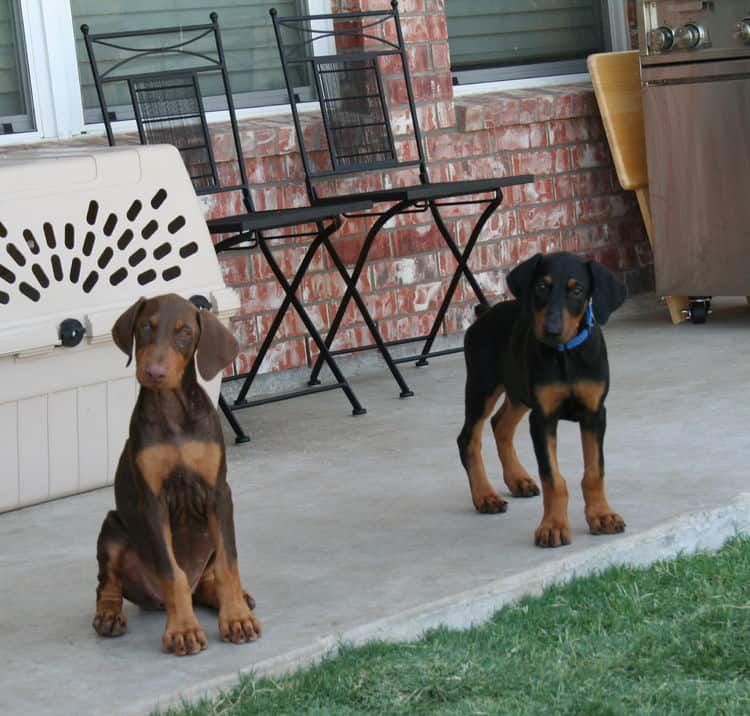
left=0, top=145, right=239, bottom=512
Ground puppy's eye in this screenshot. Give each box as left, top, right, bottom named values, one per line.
left=535, top=281, right=548, bottom=293
left=140, top=320, right=151, bottom=331
left=569, top=284, right=584, bottom=297
left=179, top=325, right=192, bottom=336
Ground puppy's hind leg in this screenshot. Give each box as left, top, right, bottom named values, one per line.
left=491, top=399, right=539, bottom=498
left=458, top=386, right=507, bottom=514
left=93, top=511, right=129, bottom=637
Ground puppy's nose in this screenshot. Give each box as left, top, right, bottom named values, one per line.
left=544, top=316, right=562, bottom=338
left=145, top=363, right=168, bottom=382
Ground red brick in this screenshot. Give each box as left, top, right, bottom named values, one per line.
left=406, top=44, right=431, bottom=72
left=511, top=177, right=555, bottom=205
left=397, top=280, right=444, bottom=313
left=576, top=195, right=633, bottom=224
left=554, top=175, right=576, bottom=200
left=236, top=337, right=308, bottom=375
left=493, top=125, right=531, bottom=152
left=256, top=302, right=329, bottom=340
left=331, top=233, right=392, bottom=265
left=570, top=142, right=612, bottom=170
left=392, top=223, right=445, bottom=256
left=431, top=41, right=451, bottom=71
left=231, top=316, right=258, bottom=347
left=378, top=310, right=440, bottom=343
left=400, top=16, right=431, bottom=42
left=517, top=202, right=576, bottom=233
left=427, top=130, right=490, bottom=161
left=239, top=281, right=286, bottom=314
left=250, top=245, right=327, bottom=282
left=573, top=169, right=614, bottom=197
left=372, top=254, right=439, bottom=288
left=513, top=148, right=571, bottom=176
left=219, top=254, right=251, bottom=286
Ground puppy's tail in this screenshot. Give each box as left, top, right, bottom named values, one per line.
left=474, top=303, right=491, bottom=319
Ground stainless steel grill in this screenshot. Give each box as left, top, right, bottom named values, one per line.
left=638, top=0, right=750, bottom=301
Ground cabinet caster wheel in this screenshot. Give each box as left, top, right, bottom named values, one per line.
left=684, top=297, right=711, bottom=324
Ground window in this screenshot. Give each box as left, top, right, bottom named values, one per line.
left=447, top=1, right=621, bottom=85
left=71, top=1, right=302, bottom=124
left=0, top=0, right=324, bottom=143
left=0, top=0, right=33, bottom=133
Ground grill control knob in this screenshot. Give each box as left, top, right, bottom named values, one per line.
left=648, top=26, right=675, bottom=52
left=674, top=23, right=704, bottom=50
left=737, top=19, right=750, bottom=44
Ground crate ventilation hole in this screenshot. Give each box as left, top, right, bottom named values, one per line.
left=0, top=188, right=199, bottom=306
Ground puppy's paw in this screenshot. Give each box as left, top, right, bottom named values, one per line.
left=472, top=490, right=508, bottom=514
left=93, top=607, right=127, bottom=637
left=586, top=507, right=625, bottom=535
left=505, top=473, right=540, bottom=498
left=534, top=520, right=571, bottom=548
left=219, top=603, right=261, bottom=644
left=162, top=618, right=207, bottom=656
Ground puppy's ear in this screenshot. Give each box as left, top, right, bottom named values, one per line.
left=112, top=297, right=146, bottom=366
left=196, top=309, right=239, bottom=381
left=587, top=261, right=627, bottom=324
left=507, top=253, right=542, bottom=300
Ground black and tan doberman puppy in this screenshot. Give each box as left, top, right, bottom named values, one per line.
left=93, top=293, right=260, bottom=655
left=457, top=252, right=627, bottom=548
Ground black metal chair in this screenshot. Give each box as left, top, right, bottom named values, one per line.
left=81, top=13, right=393, bottom=444
left=271, top=1, right=533, bottom=389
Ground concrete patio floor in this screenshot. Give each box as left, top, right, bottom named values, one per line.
left=3, top=293, right=750, bottom=716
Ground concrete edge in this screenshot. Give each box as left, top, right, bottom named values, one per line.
left=141, top=493, right=750, bottom=716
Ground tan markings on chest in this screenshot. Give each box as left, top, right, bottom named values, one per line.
left=135, top=441, right=222, bottom=494
left=535, top=383, right=571, bottom=416
left=572, top=381, right=605, bottom=412
left=535, top=381, right=606, bottom=416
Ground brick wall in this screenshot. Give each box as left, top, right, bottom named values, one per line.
left=211, top=0, right=653, bottom=377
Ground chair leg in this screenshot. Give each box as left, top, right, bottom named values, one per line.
left=234, top=227, right=366, bottom=416
left=319, top=230, right=413, bottom=398
left=415, top=194, right=502, bottom=366
left=218, top=393, right=251, bottom=444
left=308, top=200, right=410, bottom=388
left=428, top=199, right=489, bottom=305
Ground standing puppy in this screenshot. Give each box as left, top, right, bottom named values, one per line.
left=93, top=293, right=260, bottom=655
left=457, top=252, right=627, bottom=547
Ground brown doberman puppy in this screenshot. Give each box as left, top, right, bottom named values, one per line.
left=457, top=252, right=627, bottom=548
left=93, top=293, right=260, bottom=656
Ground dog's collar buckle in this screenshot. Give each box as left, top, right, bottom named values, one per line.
left=556, top=302, right=594, bottom=352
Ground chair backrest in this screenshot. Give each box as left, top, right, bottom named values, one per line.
left=81, top=13, right=254, bottom=215
left=587, top=51, right=648, bottom=191
left=271, top=2, right=429, bottom=199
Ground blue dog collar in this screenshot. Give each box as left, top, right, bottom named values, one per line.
left=556, top=301, right=594, bottom=352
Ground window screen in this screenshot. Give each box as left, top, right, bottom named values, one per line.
left=446, top=1, right=606, bottom=73
left=0, top=0, right=33, bottom=133
left=72, top=0, right=301, bottom=123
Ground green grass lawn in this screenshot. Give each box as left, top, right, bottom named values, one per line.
left=158, top=536, right=750, bottom=716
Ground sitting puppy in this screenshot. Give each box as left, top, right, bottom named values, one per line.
left=457, top=252, right=627, bottom=548
left=93, top=293, right=260, bottom=655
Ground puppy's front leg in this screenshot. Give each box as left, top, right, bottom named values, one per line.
left=530, top=410, right=570, bottom=547
left=155, top=512, right=208, bottom=656
left=580, top=408, right=625, bottom=535
left=207, top=482, right=261, bottom=644
left=458, top=387, right=507, bottom=514
left=136, top=452, right=207, bottom=655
